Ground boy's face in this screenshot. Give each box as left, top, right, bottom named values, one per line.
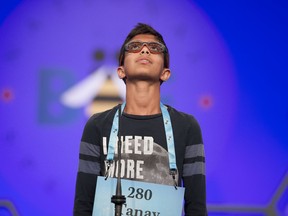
left=117, top=34, right=170, bottom=84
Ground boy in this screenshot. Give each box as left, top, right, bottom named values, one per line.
left=74, top=23, right=207, bottom=216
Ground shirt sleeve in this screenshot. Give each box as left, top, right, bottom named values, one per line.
left=73, top=115, right=101, bottom=216
left=182, top=116, right=207, bottom=216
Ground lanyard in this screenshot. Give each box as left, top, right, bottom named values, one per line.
left=106, top=102, right=177, bottom=173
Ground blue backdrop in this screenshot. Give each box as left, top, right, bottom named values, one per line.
left=0, top=0, right=287, bottom=215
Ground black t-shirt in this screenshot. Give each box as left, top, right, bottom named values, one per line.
left=104, top=112, right=178, bottom=186
left=74, top=105, right=207, bottom=216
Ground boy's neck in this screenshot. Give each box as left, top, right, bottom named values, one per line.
left=124, top=81, right=161, bottom=115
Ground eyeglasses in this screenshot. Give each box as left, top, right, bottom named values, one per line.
left=124, top=41, right=166, bottom=54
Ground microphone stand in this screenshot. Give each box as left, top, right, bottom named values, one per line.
left=111, top=108, right=126, bottom=216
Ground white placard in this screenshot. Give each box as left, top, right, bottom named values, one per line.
left=93, top=176, right=185, bottom=216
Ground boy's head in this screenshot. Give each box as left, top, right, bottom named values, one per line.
left=118, top=23, right=170, bottom=69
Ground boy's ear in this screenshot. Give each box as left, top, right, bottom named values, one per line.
left=117, top=66, right=126, bottom=79
left=160, top=68, right=171, bottom=82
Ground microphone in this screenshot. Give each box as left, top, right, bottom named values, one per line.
left=111, top=107, right=126, bottom=216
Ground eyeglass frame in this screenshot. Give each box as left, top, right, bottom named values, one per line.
left=124, top=41, right=167, bottom=54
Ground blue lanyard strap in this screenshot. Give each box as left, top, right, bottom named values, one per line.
left=106, top=102, right=177, bottom=176
left=160, top=102, right=177, bottom=171
left=106, top=102, right=126, bottom=162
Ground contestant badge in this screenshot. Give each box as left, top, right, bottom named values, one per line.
left=92, top=176, right=185, bottom=216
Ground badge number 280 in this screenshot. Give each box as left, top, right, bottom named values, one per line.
left=127, top=186, right=152, bottom=200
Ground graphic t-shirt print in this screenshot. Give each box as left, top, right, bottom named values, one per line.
left=103, top=135, right=178, bottom=186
